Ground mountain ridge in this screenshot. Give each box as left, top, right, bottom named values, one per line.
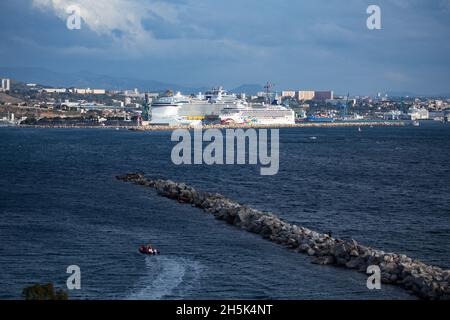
left=0, top=67, right=264, bottom=95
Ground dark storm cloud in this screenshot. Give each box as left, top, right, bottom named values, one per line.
left=0, top=0, right=449, bottom=94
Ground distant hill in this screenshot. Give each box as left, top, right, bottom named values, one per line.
left=0, top=67, right=208, bottom=94
left=230, top=84, right=264, bottom=95
left=0, top=93, right=23, bottom=104
left=385, top=91, right=418, bottom=98
left=386, top=91, right=450, bottom=98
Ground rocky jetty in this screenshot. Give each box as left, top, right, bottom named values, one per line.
left=20, top=121, right=405, bottom=131
left=130, top=121, right=405, bottom=132
left=117, top=172, right=450, bottom=300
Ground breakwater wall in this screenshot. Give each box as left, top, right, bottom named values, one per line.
left=19, top=121, right=404, bottom=131
left=18, top=124, right=137, bottom=129
left=130, top=121, right=405, bottom=132
left=117, top=173, right=450, bottom=300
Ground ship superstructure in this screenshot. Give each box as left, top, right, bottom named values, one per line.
left=150, top=86, right=295, bottom=126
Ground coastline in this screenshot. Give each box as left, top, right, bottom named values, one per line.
left=117, top=172, right=450, bottom=300
left=15, top=121, right=405, bottom=131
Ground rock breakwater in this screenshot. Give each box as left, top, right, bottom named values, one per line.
left=19, top=121, right=404, bottom=131
left=117, top=172, right=450, bottom=300
left=130, top=121, right=405, bottom=132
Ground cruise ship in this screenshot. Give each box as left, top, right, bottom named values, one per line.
left=150, top=87, right=295, bottom=126
left=0, top=113, right=18, bottom=127
left=150, top=87, right=244, bottom=125
left=0, top=119, right=16, bottom=127
left=219, top=104, right=296, bottom=125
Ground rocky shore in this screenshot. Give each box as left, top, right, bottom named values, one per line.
left=18, top=121, right=405, bottom=131
left=117, top=173, right=450, bottom=300
left=130, top=121, right=405, bottom=132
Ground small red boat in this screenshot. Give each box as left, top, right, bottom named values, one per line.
left=139, top=245, right=160, bottom=255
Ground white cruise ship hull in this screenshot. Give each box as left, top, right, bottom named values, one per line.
left=151, top=103, right=237, bottom=126
left=177, top=103, right=226, bottom=117
left=150, top=105, right=181, bottom=125
left=220, top=109, right=296, bottom=125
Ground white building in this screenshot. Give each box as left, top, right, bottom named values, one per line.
left=281, top=91, right=296, bottom=98
left=1, top=78, right=11, bottom=92
left=41, top=88, right=67, bottom=94
left=297, top=91, right=315, bottom=100
left=62, top=100, right=81, bottom=108
left=112, top=100, right=125, bottom=108
left=124, top=88, right=143, bottom=97
left=384, top=110, right=402, bottom=120
left=408, top=107, right=429, bottom=120
left=71, top=88, right=106, bottom=95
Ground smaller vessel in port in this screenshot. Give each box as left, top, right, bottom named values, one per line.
left=219, top=82, right=295, bottom=125
left=219, top=103, right=295, bottom=125
left=0, top=112, right=18, bottom=127
left=412, top=120, right=420, bottom=127
left=0, top=119, right=15, bottom=127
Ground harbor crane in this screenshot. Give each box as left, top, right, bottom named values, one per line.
left=142, top=93, right=151, bottom=121
left=340, top=93, right=350, bottom=120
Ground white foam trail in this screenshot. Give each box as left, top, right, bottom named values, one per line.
left=127, top=256, right=201, bottom=300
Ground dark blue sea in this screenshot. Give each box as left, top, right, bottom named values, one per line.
left=1, top=122, right=449, bottom=300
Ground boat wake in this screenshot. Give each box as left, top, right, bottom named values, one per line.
left=127, top=256, right=202, bottom=300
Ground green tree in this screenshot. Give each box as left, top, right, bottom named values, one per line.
left=22, top=283, right=69, bottom=300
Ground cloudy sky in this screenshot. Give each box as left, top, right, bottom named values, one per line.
left=0, top=0, right=449, bottom=95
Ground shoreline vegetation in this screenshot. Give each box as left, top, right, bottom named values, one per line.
left=22, top=283, right=68, bottom=300
left=117, top=173, right=450, bottom=300
left=15, top=121, right=405, bottom=131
